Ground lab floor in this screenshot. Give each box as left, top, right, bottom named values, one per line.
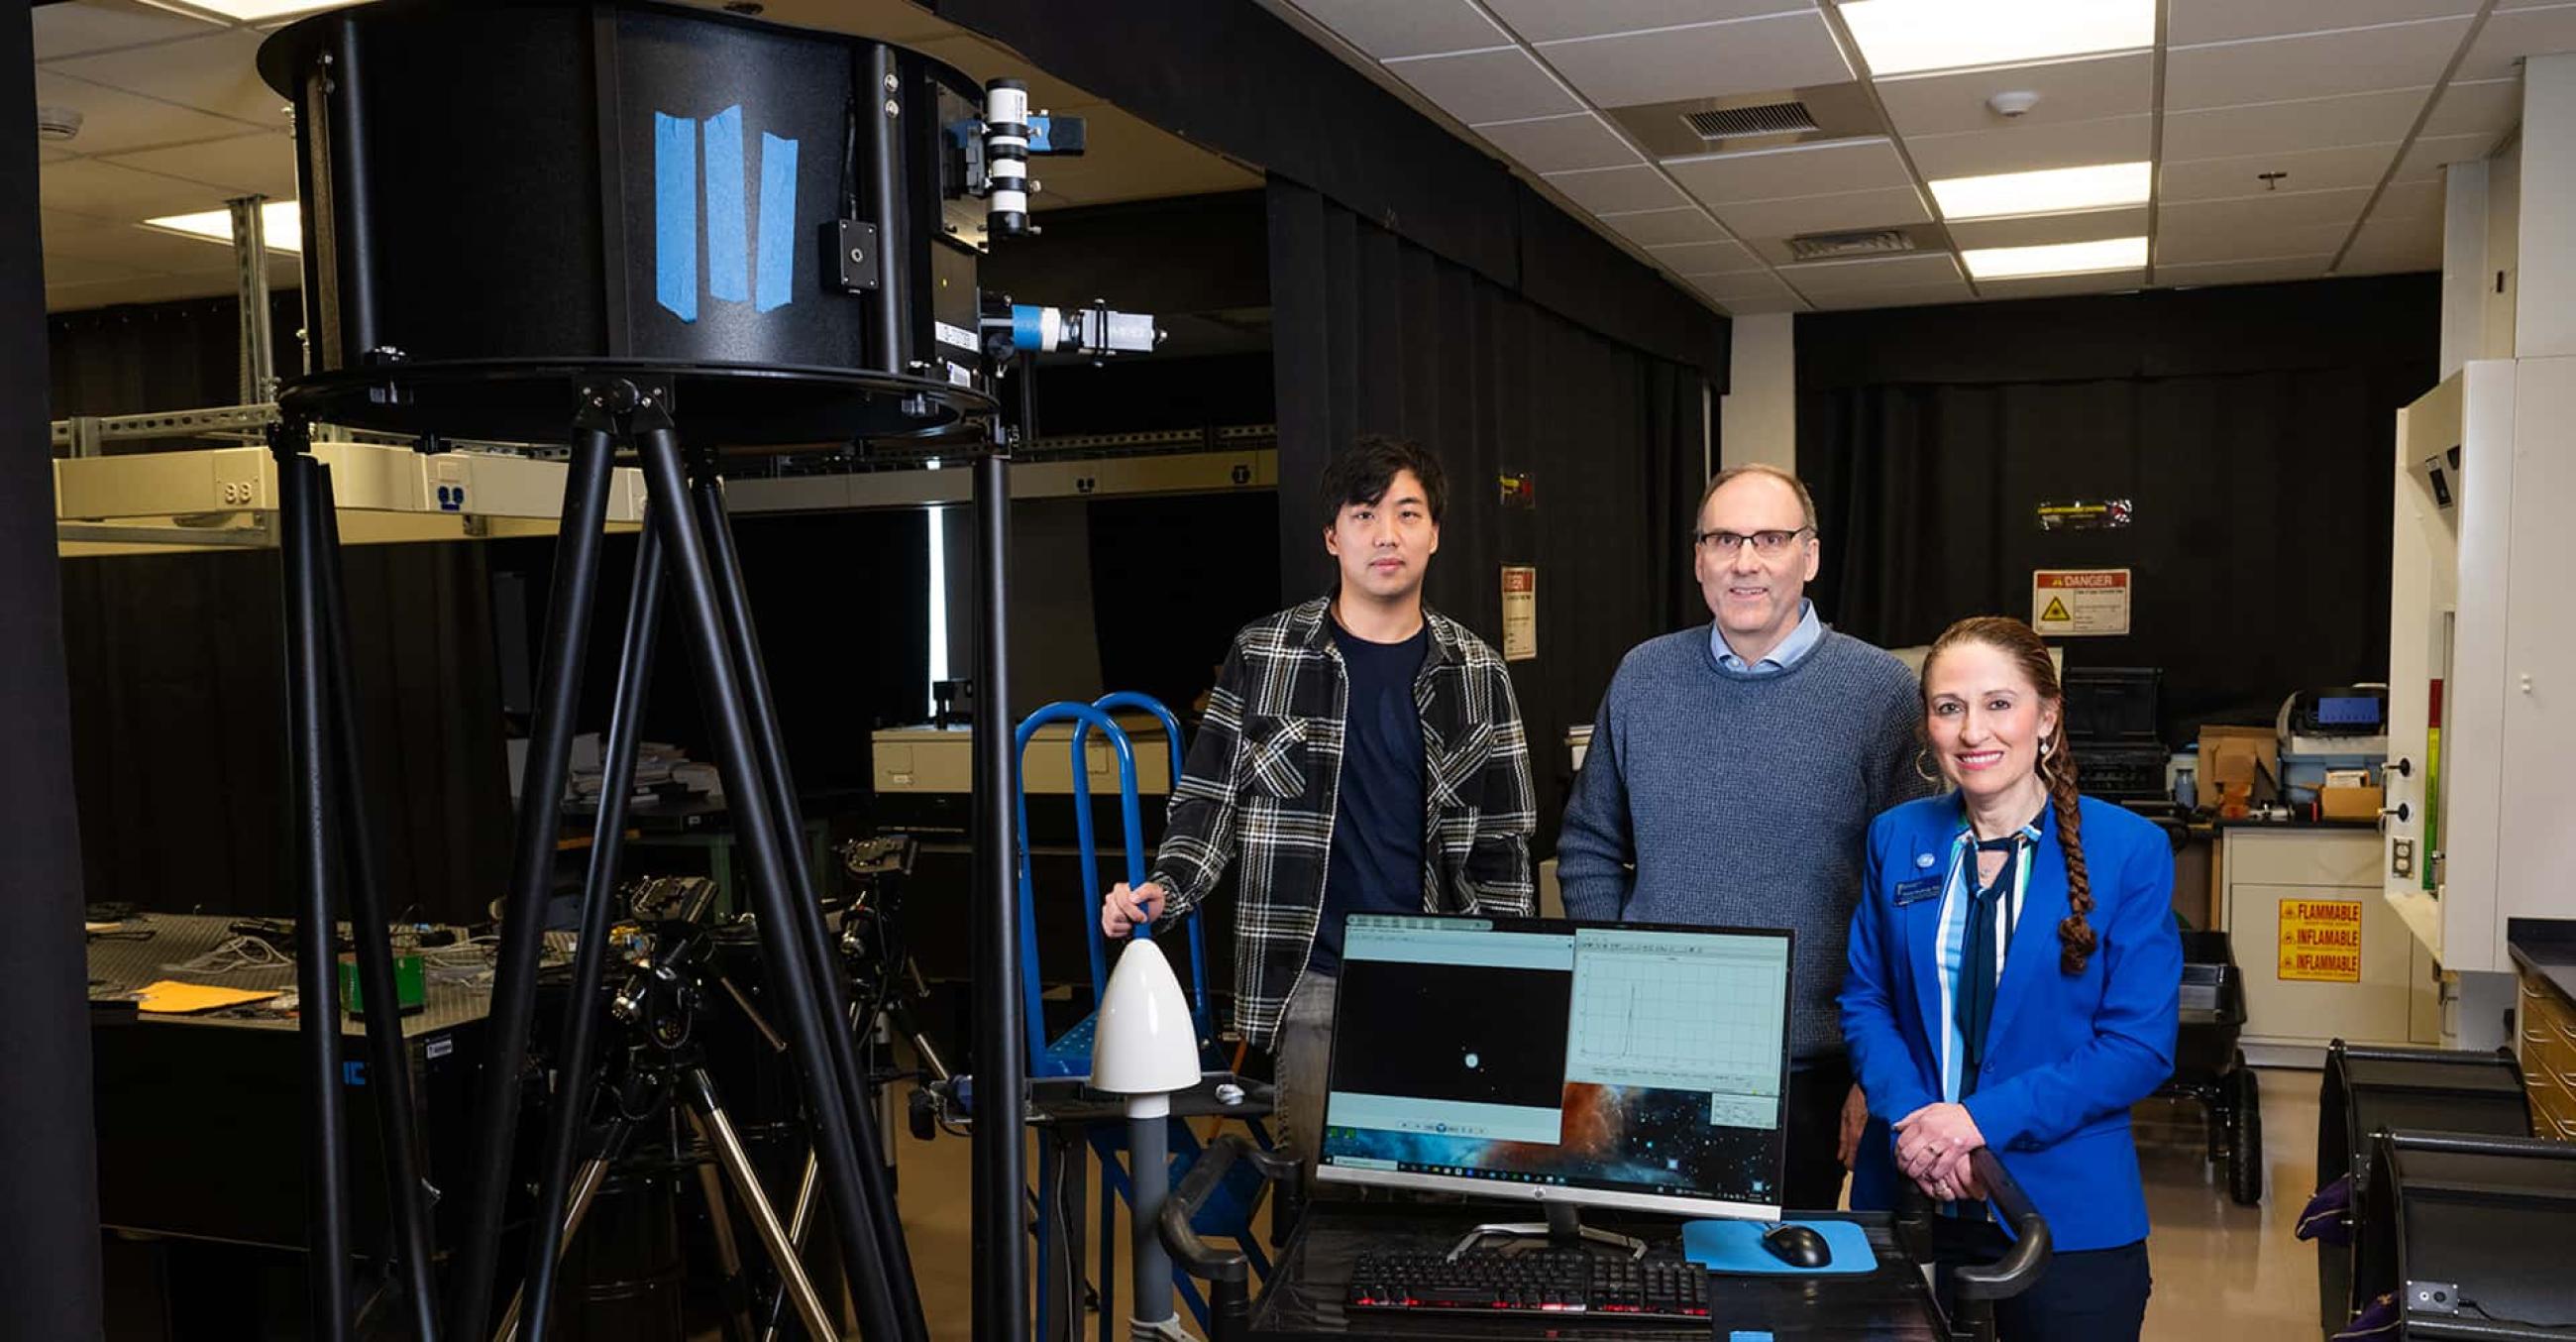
left=887, top=1066, right=2325, bottom=1342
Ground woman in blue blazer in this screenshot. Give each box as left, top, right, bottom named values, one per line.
left=1839, top=616, right=2181, bottom=1341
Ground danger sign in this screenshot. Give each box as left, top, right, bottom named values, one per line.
left=2278, top=897, right=2363, bottom=983
left=2031, top=569, right=2130, bottom=637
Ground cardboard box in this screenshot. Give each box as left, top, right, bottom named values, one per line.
left=2198, top=725, right=2279, bottom=811
left=2318, top=784, right=2385, bottom=823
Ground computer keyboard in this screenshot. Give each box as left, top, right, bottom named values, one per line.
left=1345, top=1248, right=1710, bottom=1322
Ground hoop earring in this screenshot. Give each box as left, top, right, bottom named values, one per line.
left=1914, top=747, right=1942, bottom=784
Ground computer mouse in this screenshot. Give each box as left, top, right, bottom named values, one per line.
left=1761, top=1223, right=1832, bottom=1269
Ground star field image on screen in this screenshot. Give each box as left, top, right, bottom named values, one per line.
left=1319, top=916, right=1788, bottom=1207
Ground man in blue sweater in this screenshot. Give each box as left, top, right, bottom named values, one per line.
left=1557, top=463, right=1924, bottom=1211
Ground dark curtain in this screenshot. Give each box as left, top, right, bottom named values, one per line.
left=1800, top=277, right=2438, bottom=738
left=59, top=545, right=513, bottom=923
left=51, top=291, right=516, bottom=923
left=1269, top=178, right=1705, bottom=852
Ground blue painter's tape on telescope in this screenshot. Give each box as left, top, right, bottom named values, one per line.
left=1010, top=304, right=1046, bottom=351
left=756, top=131, right=799, bottom=312
left=654, top=111, right=698, bottom=322
left=703, top=105, right=749, bottom=304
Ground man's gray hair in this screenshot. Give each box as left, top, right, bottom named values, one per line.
left=1698, top=463, right=1819, bottom=534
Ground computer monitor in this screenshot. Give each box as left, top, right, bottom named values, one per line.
left=1315, top=913, right=1792, bottom=1222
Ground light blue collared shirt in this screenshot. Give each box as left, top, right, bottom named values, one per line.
left=1711, top=599, right=1823, bottom=676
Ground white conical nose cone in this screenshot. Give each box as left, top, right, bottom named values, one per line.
left=1090, top=937, right=1200, bottom=1095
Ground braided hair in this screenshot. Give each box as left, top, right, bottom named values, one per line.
left=1923, top=616, right=2094, bottom=974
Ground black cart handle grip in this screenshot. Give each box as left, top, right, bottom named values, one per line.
left=1158, top=1134, right=1299, bottom=1342
left=1954, top=1148, right=2053, bottom=1301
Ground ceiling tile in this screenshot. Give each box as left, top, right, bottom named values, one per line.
left=1804, top=280, right=1975, bottom=310
left=1778, top=251, right=1963, bottom=292
left=2155, top=254, right=2337, bottom=286
left=1709, top=185, right=1932, bottom=240
left=1977, top=270, right=2147, bottom=300
left=2421, top=77, right=2521, bottom=138
left=2161, top=187, right=2374, bottom=234
left=1874, top=52, right=2152, bottom=139
left=2156, top=218, right=2355, bottom=264
left=1474, top=112, right=1644, bottom=172
left=1688, top=269, right=1798, bottom=303
left=1290, top=0, right=1511, bottom=59
left=2457, top=4, right=2576, bottom=82
left=2167, top=0, right=2480, bottom=47
left=42, top=207, right=262, bottom=272
left=1946, top=204, right=2150, bottom=250
left=909, top=34, right=1100, bottom=113
left=1534, top=10, right=1850, bottom=106
left=51, top=274, right=245, bottom=313
left=40, top=157, right=240, bottom=218
left=2394, top=131, right=2507, bottom=179
left=1484, top=0, right=1817, bottom=45
left=1663, top=137, right=1909, bottom=203
left=1903, top=115, right=2151, bottom=180
left=41, top=146, right=77, bottom=165
left=2337, top=214, right=2445, bottom=274
left=33, top=0, right=221, bottom=62
left=44, top=253, right=157, bottom=286
left=49, top=30, right=286, bottom=128
left=1541, top=164, right=1691, bottom=213
left=1650, top=238, right=1765, bottom=275
left=2159, top=143, right=2404, bottom=200
left=1386, top=46, right=1580, bottom=124
left=1034, top=106, right=1262, bottom=205
left=2166, top=17, right=2475, bottom=110
left=32, top=69, right=265, bottom=157
left=100, top=131, right=295, bottom=196
left=1599, top=204, right=1730, bottom=246
left=2161, top=86, right=2431, bottom=162
left=2372, top=177, right=2448, bottom=222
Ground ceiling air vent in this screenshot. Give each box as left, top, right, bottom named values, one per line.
left=1786, top=228, right=1917, bottom=261
left=1683, top=100, right=1819, bottom=142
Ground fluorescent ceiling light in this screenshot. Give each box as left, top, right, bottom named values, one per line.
left=142, top=200, right=303, bottom=254
left=1839, top=0, right=2154, bottom=76
left=1929, top=162, right=2150, bottom=220
left=1960, top=236, right=2147, bottom=279
left=136, top=0, right=363, bottom=22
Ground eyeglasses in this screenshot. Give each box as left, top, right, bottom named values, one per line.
left=1693, top=526, right=1813, bottom=557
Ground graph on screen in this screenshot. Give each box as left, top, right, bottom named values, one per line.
left=1564, top=930, right=1785, bottom=1110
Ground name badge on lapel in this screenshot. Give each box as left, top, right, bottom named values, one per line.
left=1893, top=875, right=1944, bottom=906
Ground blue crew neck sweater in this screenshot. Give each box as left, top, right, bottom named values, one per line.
left=1557, top=623, right=1926, bottom=1061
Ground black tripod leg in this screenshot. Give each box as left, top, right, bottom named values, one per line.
left=520, top=520, right=666, bottom=1342
left=448, top=425, right=618, bottom=1339
left=695, top=473, right=927, bottom=1342
left=635, top=426, right=901, bottom=1342
left=311, top=459, right=443, bottom=1342
left=971, top=424, right=1029, bottom=1342
left=279, top=447, right=354, bottom=1342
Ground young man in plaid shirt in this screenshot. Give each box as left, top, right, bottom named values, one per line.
left=1101, top=436, right=1537, bottom=1174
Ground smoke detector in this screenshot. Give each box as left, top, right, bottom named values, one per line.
left=1986, top=91, right=2040, bottom=119
left=37, top=105, right=83, bottom=143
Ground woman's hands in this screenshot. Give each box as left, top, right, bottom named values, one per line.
left=1894, top=1103, right=1988, bottom=1203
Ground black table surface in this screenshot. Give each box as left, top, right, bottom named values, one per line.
left=2511, top=918, right=2576, bottom=1004
left=1252, top=1204, right=1946, bottom=1342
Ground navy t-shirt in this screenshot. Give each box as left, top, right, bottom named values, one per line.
left=1310, top=619, right=1430, bottom=974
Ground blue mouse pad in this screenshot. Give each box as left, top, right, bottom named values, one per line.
left=1680, top=1219, right=1877, bottom=1276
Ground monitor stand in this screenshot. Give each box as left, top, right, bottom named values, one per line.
left=1446, top=1201, right=1648, bottom=1262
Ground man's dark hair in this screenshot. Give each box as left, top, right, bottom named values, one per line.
left=1318, top=435, right=1447, bottom=529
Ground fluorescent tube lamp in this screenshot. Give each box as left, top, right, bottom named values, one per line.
left=1960, top=236, right=2147, bottom=279
left=142, top=200, right=303, bottom=254
left=1840, top=0, right=2153, bottom=76
left=136, top=0, right=363, bottom=22
left=1930, top=162, right=2150, bottom=220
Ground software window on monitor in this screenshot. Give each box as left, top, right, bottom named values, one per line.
left=1316, top=914, right=1793, bottom=1220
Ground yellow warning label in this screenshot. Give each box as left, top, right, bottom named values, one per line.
left=2041, top=597, right=2072, bottom=622
left=2278, top=898, right=2363, bottom=982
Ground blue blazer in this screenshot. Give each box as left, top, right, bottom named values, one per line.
left=1839, top=793, right=2181, bottom=1252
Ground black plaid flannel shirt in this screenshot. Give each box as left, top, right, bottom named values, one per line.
left=1148, top=596, right=1537, bottom=1050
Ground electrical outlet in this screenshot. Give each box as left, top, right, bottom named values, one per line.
left=2393, top=838, right=2415, bottom=879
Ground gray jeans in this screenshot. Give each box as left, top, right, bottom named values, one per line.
left=1273, top=970, right=1338, bottom=1185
